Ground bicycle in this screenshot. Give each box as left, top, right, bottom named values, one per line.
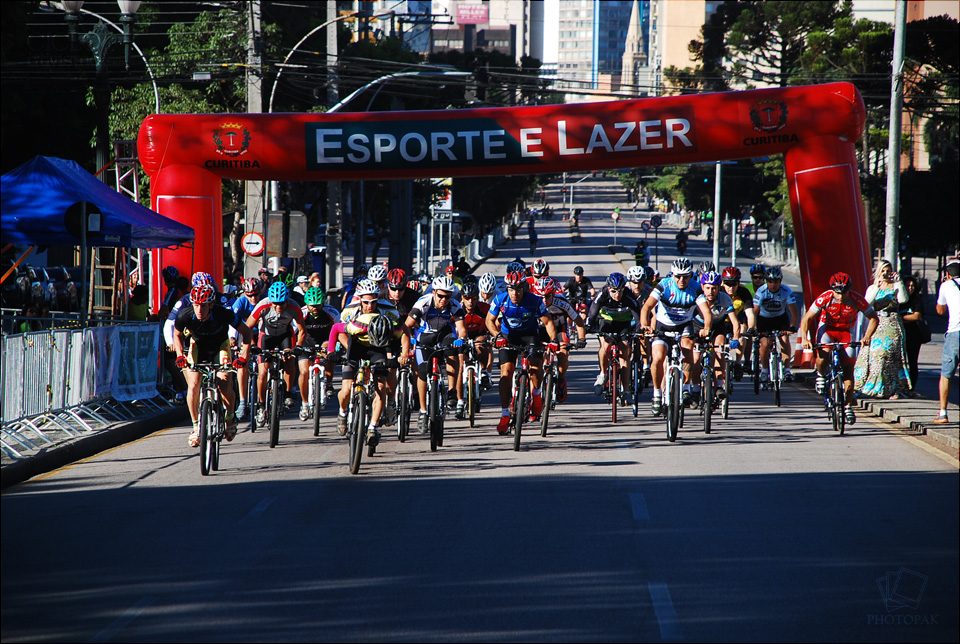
left=395, top=351, right=417, bottom=443
left=815, top=341, right=856, bottom=435
left=758, top=329, right=792, bottom=407
left=538, top=340, right=566, bottom=438
left=424, top=344, right=454, bottom=452
left=343, top=358, right=386, bottom=474
left=693, top=338, right=730, bottom=434
left=598, top=330, right=635, bottom=424
left=631, top=333, right=650, bottom=418
left=719, top=339, right=734, bottom=421
left=194, top=362, right=234, bottom=476
left=461, top=339, right=488, bottom=429
left=253, top=347, right=294, bottom=449
left=655, top=331, right=686, bottom=442
left=505, top=342, right=544, bottom=452
left=304, top=347, right=330, bottom=438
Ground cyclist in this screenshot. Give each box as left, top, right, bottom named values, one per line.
left=459, top=280, right=494, bottom=391
left=526, top=258, right=551, bottom=288
left=296, top=286, right=340, bottom=420
left=486, top=271, right=559, bottom=435
left=404, top=275, right=469, bottom=429
left=340, top=264, right=370, bottom=309
left=163, top=272, right=230, bottom=350
left=444, top=263, right=465, bottom=290
left=367, top=264, right=389, bottom=298
left=385, top=268, right=419, bottom=324
left=245, top=281, right=305, bottom=426
left=691, top=271, right=742, bottom=404
left=745, top=263, right=766, bottom=297
left=798, top=271, right=877, bottom=425
left=640, top=258, right=713, bottom=413
left=173, top=284, right=252, bottom=447
left=533, top=277, right=587, bottom=402
left=564, top=265, right=596, bottom=309
left=626, top=266, right=646, bottom=300
left=720, top=266, right=756, bottom=379
left=478, top=272, right=499, bottom=305
left=586, top=272, right=644, bottom=402
left=230, top=277, right=263, bottom=419
left=753, top=265, right=800, bottom=384
left=339, top=312, right=409, bottom=448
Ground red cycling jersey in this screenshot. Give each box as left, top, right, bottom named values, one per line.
left=461, top=301, right=491, bottom=337
left=811, top=290, right=873, bottom=329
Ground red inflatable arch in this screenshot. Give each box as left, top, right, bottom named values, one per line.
left=138, top=81, right=869, bottom=307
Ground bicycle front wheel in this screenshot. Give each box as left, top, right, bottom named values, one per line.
left=722, top=363, right=731, bottom=420
left=398, top=373, right=410, bottom=442
left=610, top=362, right=618, bottom=424
left=199, top=398, right=215, bottom=476
left=312, top=370, right=322, bottom=437
left=667, top=370, right=680, bottom=442
left=428, top=380, right=440, bottom=452
left=834, top=373, right=846, bottom=435
left=540, top=370, right=554, bottom=437
left=702, top=370, right=713, bottom=434
left=632, top=359, right=641, bottom=417
left=269, top=377, right=282, bottom=448
left=467, top=369, right=477, bottom=428
left=772, top=355, right=782, bottom=407
left=248, top=369, right=258, bottom=434
left=349, top=392, right=366, bottom=474
left=513, top=374, right=528, bottom=451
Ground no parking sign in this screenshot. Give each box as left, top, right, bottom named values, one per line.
left=641, top=221, right=651, bottom=232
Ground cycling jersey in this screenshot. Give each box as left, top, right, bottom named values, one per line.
left=809, top=290, right=873, bottom=329
left=694, top=291, right=735, bottom=327
left=543, top=295, right=578, bottom=326
left=387, top=287, right=420, bottom=324
left=753, top=284, right=797, bottom=318
left=489, top=290, right=547, bottom=335
left=340, top=298, right=399, bottom=325
left=407, top=293, right=465, bottom=345
left=564, top=276, right=594, bottom=304
left=461, top=301, right=491, bottom=337
left=588, top=287, right=643, bottom=325
left=725, top=285, right=753, bottom=318
left=345, top=311, right=401, bottom=346
left=648, top=277, right=701, bottom=326
left=174, top=304, right=237, bottom=364
left=247, top=297, right=304, bottom=337
left=163, top=290, right=230, bottom=346
left=232, top=294, right=257, bottom=325
left=299, top=305, right=340, bottom=346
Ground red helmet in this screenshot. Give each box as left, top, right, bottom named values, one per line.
left=531, top=258, right=549, bottom=276
left=243, top=277, right=262, bottom=295
left=191, top=284, right=215, bottom=304
left=445, top=264, right=457, bottom=274
left=532, top=277, right=558, bottom=296
left=829, top=271, right=851, bottom=291
left=387, top=268, right=406, bottom=288
left=504, top=271, right=527, bottom=288
left=721, top=267, right=741, bottom=282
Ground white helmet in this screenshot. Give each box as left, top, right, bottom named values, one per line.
left=367, top=265, right=387, bottom=283
left=354, top=278, right=379, bottom=296
left=431, top=275, right=456, bottom=293
left=627, top=266, right=644, bottom=283
left=671, top=258, right=693, bottom=276
left=478, top=272, right=497, bottom=294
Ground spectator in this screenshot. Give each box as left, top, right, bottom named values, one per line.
left=899, top=274, right=928, bottom=392
left=17, top=304, right=41, bottom=333
left=854, top=259, right=911, bottom=398
left=934, top=260, right=960, bottom=424
left=126, top=285, right=149, bottom=321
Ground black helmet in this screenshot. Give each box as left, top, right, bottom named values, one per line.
left=461, top=281, right=480, bottom=298
left=367, top=314, right=394, bottom=348
left=573, top=265, right=584, bottom=276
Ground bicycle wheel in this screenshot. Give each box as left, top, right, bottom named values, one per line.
left=632, top=359, right=641, bottom=417
left=834, top=373, right=846, bottom=435
left=610, top=361, right=618, bottom=424
left=199, top=397, right=215, bottom=476
left=513, top=374, right=528, bottom=451
left=348, top=391, right=366, bottom=474
left=753, top=350, right=761, bottom=395
left=428, top=379, right=439, bottom=452
left=269, top=377, right=282, bottom=448
left=249, top=368, right=258, bottom=434
left=312, top=370, right=322, bottom=437
left=772, top=355, right=782, bottom=407
left=540, top=369, right=554, bottom=437
left=467, top=369, right=477, bottom=428
left=398, top=372, right=410, bottom=442
left=722, top=362, right=731, bottom=420
left=666, top=370, right=680, bottom=442
left=702, top=369, right=713, bottom=434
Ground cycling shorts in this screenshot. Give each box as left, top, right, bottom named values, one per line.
left=416, top=335, right=457, bottom=381
left=259, top=330, right=293, bottom=351
left=816, top=325, right=857, bottom=362
left=341, top=337, right=388, bottom=381
left=497, top=331, right=540, bottom=364
left=652, top=320, right=694, bottom=348
left=757, top=313, right=791, bottom=333
left=187, top=338, right=231, bottom=368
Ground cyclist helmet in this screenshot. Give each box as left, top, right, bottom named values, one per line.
left=304, top=286, right=325, bottom=306
left=445, top=264, right=457, bottom=275
left=700, top=270, right=722, bottom=286
left=627, top=266, right=644, bottom=283
left=242, top=277, right=262, bottom=295
left=512, top=256, right=526, bottom=268
left=479, top=272, right=497, bottom=294
left=531, top=258, right=549, bottom=276
left=461, top=281, right=480, bottom=298
left=462, top=274, right=478, bottom=285
left=750, top=263, right=766, bottom=276
left=829, top=271, right=851, bottom=292
left=671, top=258, right=693, bottom=276
left=407, top=279, right=421, bottom=291
left=506, top=261, right=525, bottom=275
left=190, top=284, right=215, bottom=304
left=432, top=275, right=456, bottom=293
left=366, top=314, right=394, bottom=348
left=267, top=281, right=289, bottom=303
left=368, top=265, right=387, bottom=284
left=721, top=266, right=742, bottom=283
left=387, top=268, right=406, bottom=288
left=281, top=272, right=296, bottom=288
left=504, top=271, right=527, bottom=288
left=162, top=265, right=179, bottom=281
left=354, top=278, right=379, bottom=297
left=573, top=265, right=584, bottom=276
left=607, top=272, right=627, bottom=290
left=191, top=271, right=214, bottom=287
left=764, top=266, right=783, bottom=281
left=642, top=266, right=656, bottom=282
left=698, top=260, right=716, bottom=274
left=531, top=277, right=555, bottom=296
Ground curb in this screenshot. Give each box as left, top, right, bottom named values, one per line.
left=1, top=406, right=189, bottom=490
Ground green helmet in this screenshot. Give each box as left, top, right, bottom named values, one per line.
left=304, top=286, right=325, bottom=306
left=282, top=273, right=296, bottom=287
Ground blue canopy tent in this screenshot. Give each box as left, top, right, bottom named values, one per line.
left=1, top=156, right=195, bottom=319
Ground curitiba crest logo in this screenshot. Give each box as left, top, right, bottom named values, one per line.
left=750, top=99, right=788, bottom=133
left=213, top=122, right=251, bottom=157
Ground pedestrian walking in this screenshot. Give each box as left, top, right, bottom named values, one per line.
left=934, top=260, right=960, bottom=424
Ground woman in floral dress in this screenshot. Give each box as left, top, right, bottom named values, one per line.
left=855, top=259, right=911, bottom=398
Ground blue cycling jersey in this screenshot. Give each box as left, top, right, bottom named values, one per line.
left=649, top=277, right=701, bottom=325
left=489, top=291, right=547, bottom=334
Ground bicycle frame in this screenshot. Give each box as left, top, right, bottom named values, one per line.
left=657, top=331, right=685, bottom=442
left=194, top=362, right=232, bottom=476
left=427, top=346, right=450, bottom=452
left=815, top=342, right=855, bottom=435
left=346, top=358, right=376, bottom=474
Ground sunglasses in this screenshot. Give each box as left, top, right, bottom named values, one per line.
left=435, top=292, right=452, bottom=300
left=388, top=284, right=404, bottom=291
left=751, top=274, right=764, bottom=279
left=722, top=280, right=738, bottom=286
left=609, top=287, right=624, bottom=294
left=766, top=278, right=781, bottom=282
left=360, top=299, right=377, bottom=305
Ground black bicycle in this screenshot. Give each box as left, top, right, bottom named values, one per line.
left=194, top=363, right=235, bottom=476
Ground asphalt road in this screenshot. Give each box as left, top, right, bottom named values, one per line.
left=2, top=177, right=957, bottom=643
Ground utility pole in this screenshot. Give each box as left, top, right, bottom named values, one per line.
left=245, top=0, right=264, bottom=278
left=326, top=0, right=343, bottom=290
left=884, top=0, right=907, bottom=270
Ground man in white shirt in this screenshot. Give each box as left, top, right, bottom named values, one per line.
left=935, top=260, right=960, bottom=424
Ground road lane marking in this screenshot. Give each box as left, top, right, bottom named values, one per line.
left=648, top=582, right=682, bottom=640
left=88, top=595, right=155, bottom=642
left=238, top=496, right=277, bottom=524
left=629, top=492, right=650, bottom=520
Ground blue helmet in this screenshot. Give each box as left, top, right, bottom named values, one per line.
left=268, top=281, right=289, bottom=303
left=191, top=271, right=214, bottom=287
left=700, top=271, right=722, bottom=286
left=606, top=272, right=626, bottom=289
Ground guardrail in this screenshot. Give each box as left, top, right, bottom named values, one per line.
left=1, top=322, right=168, bottom=459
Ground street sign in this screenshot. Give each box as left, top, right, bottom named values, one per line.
left=241, top=231, right=265, bottom=256
left=651, top=215, right=662, bottom=228
left=612, top=212, right=620, bottom=221
left=641, top=221, right=651, bottom=232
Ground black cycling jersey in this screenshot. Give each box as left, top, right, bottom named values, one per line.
left=564, top=277, right=594, bottom=304
left=174, top=304, right=236, bottom=351
left=587, top=287, right=643, bottom=325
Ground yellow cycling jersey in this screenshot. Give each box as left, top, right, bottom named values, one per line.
left=344, top=310, right=401, bottom=345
